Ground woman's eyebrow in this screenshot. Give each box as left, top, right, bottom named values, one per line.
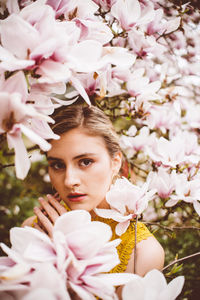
left=73, top=153, right=96, bottom=160
left=47, top=153, right=96, bottom=161
left=47, top=156, right=62, bottom=161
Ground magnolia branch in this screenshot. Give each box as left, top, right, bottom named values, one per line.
left=144, top=222, right=200, bottom=232
left=162, top=252, right=200, bottom=272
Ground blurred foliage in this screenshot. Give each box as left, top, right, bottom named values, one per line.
left=0, top=143, right=51, bottom=253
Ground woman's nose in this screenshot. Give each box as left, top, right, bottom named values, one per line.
left=64, top=166, right=80, bottom=188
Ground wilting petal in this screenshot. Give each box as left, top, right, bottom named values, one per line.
left=7, top=130, right=31, bottom=180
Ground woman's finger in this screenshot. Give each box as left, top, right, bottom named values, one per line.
left=34, top=206, right=53, bottom=238
left=38, top=197, right=59, bottom=224
left=33, top=222, right=45, bottom=234
left=47, top=194, right=67, bottom=215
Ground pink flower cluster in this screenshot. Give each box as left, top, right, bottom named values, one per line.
left=0, top=210, right=135, bottom=299
left=0, top=0, right=182, bottom=179
left=0, top=210, right=184, bottom=300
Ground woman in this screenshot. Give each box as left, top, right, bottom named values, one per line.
left=22, top=103, right=164, bottom=278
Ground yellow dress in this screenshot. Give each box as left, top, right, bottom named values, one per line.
left=93, top=215, right=153, bottom=273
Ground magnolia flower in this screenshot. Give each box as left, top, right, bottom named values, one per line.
left=111, top=0, right=155, bottom=30
left=0, top=72, right=59, bottom=179
left=1, top=210, right=135, bottom=299
left=119, top=127, right=150, bottom=158
left=166, top=174, right=200, bottom=216
left=122, top=269, right=184, bottom=300
left=147, top=168, right=176, bottom=199
left=126, top=68, right=161, bottom=101
left=95, top=177, right=156, bottom=236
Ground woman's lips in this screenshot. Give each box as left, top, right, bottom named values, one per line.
left=67, top=193, right=87, bottom=202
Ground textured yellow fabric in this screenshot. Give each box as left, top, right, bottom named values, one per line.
left=93, top=216, right=153, bottom=273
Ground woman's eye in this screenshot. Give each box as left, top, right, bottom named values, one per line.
left=50, top=162, right=65, bottom=170
left=79, top=158, right=94, bottom=167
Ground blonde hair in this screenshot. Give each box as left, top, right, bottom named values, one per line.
left=50, top=104, right=120, bottom=158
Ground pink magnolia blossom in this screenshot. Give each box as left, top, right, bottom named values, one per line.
left=147, top=131, right=200, bottom=168
left=1, top=210, right=135, bottom=299
left=147, top=168, right=176, bottom=199
left=119, top=127, right=150, bottom=158
left=47, top=0, right=99, bottom=20
left=144, top=103, right=181, bottom=134
left=95, top=177, right=156, bottom=236
left=166, top=174, right=200, bottom=216
left=122, top=269, right=184, bottom=300
left=0, top=72, right=59, bottom=179
left=126, top=68, right=161, bottom=100
left=111, top=0, right=155, bottom=30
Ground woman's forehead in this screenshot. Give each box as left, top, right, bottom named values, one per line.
left=48, top=128, right=108, bottom=157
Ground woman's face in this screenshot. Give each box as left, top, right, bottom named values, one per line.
left=47, top=128, right=121, bottom=212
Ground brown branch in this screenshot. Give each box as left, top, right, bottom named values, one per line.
left=144, top=222, right=200, bottom=232
left=3, top=145, right=39, bottom=156
left=0, top=163, right=15, bottom=169
left=162, top=252, right=200, bottom=272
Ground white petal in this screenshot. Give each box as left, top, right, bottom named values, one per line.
left=7, top=131, right=31, bottom=180
left=160, top=276, right=184, bottom=300
left=54, top=210, right=91, bottom=235
left=193, top=201, right=200, bottom=216
left=122, top=276, right=144, bottom=300
left=19, top=124, right=51, bottom=151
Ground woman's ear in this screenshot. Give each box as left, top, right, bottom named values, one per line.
left=112, top=151, right=122, bottom=175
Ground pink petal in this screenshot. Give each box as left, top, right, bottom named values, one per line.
left=0, top=46, right=34, bottom=71
left=94, top=208, right=131, bottom=222
left=160, top=276, right=184, bottom=299
left=122, top=277, right=144, bottom=300
left=7, top=130, right=31, bottom=180
left=54, top=210, right=91, bottom=235
left=36, top=60, right=71, bottom=84
left=2, top=71, right=28, bottom=103
left=115, top=221, right=130, bottom=236
left=66, top=222, right=112, bottom=259
left=19, top=124, right=52, bottom=151
left=0, top=14, right=39, bottom=59
left=69, top=282, right=96, bottom=300
left=193, top=201, right=200, bottom=216
left=70, top=76, right=91, bottom=105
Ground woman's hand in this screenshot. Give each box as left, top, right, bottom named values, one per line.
left=33, top=194, right=67, bottom=238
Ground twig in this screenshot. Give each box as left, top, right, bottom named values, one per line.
left=162, top=252, right=200, bottom=272
left=0, top=163, right=15, bottom=169
left=134, top=216, right=138, bottom=274
left=144, top=222, right=200, bottom=232
left=3, top=145, right=39, bottom=156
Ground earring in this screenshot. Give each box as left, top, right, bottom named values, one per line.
left=112, top=173, right=120, bottom=184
